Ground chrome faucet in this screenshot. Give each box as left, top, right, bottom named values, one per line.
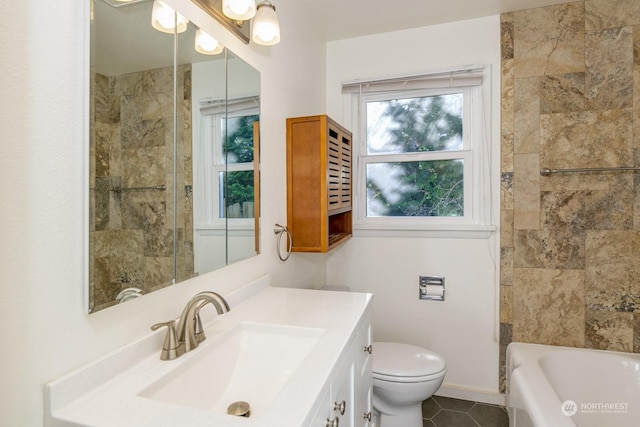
left=151, top=291, right=230, bottom=360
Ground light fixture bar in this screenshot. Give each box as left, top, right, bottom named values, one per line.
left=101, top=0, right=149, bottom=8
left=192, top=0, right=251, bottom=44
left=222, top=0, right=256, bottom=20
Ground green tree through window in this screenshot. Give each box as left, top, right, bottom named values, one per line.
left=225, top=114, right=257, bottom=163
left=366, top=94, right=464, bottom=217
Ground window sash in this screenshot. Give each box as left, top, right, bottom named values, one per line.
left=360, top=87, right=472, bottom=155
left=358, top=154, right=473, bottom=222
left=197, top=99, right=258, bottom=225
left=354, top=88, right=474, bottom=225
left=365, top=91, right=465, bottom=156
left=354, top=85, right=480, bottom=226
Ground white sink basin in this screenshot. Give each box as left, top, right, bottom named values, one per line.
left=139, top=322, right=324, bottom=417
left=45, top=282, right=373, bottom=427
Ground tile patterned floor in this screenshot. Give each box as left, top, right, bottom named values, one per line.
left=422, top=396, right=509, bottom=427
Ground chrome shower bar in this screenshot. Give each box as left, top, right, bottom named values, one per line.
left=540, top=166, right=640, bottom=176
left=110, top=185, right=166, bottom=193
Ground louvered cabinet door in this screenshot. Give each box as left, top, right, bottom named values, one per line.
left=327, top=123, right=352, bottom=213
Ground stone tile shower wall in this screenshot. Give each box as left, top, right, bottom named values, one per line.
left=89, top=65, right=194, bottom=311
left=500, top=0, right=640, bottom=390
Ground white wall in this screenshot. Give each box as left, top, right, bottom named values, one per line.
left=0, top=0, right=326, bottom=425
left=325, top=16, right=502, bottom=400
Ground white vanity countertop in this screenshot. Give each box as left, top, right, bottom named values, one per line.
left=45, top=278, right=373, bottom=427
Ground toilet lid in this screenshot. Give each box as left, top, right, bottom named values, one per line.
left=373, top=342, right=446, bottom=378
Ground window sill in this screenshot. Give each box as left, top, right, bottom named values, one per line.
left=195, top=221, right=255, bottom=232
left=353, top=222, right=496, bottom=239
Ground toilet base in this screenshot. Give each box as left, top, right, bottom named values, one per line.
left=375, top=403, right=423, bottom=427
left=372, top=377, right=443, bottom=427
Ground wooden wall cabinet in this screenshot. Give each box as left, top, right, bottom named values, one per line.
left=286, top=115, right=353, bottom=252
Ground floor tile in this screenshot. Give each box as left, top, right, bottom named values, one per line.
left=469, top=403, right=509, bottom=427
left=422, top=397, right=442, bottom=418
left=432, top=410, right=479, bottom=427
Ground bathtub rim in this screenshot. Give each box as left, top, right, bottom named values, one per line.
left=506, top=342, right=640, bottom=427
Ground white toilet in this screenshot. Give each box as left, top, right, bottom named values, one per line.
left=372, top=342, right=446, bottom=427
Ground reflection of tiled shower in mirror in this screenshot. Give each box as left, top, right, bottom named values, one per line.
left=89, top=0, right=194, bottom=312
left=88, top=0, right=262, bottom=312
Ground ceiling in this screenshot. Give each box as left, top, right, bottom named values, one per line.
left=301, top=0, right=572, bottom=41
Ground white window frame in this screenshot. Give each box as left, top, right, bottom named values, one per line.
left=196, top=96, right=258, bottom=230
left=345, top=66, right=495, bottom=238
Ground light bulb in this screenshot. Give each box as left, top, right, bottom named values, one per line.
left=229, top=2, right=249, bottom=15
left=222, top=0, right=256, bottom=20
left=252, top=2, right=280, bottom=46
left=151, top=0, right=189, bottom=34
left=195, top=29, right=224, bottom=55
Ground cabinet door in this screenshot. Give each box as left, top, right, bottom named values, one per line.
left=327, top=122, right=352, bottom=213
left=355, top=322, right=373, bottom=426
left=355, top=359, right=373, bottom=427
left=330, top=356, right=355, bottom=427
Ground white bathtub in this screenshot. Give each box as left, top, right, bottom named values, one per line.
left=507, top=342, right=640, bottom=427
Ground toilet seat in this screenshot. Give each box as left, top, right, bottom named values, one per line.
left=373, top=342, right=446, bottom=382
left=373, top=370, right=445, bottom=383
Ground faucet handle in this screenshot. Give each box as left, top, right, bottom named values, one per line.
left=151, top=321, right=181, bottom=360
left=193, top=301, right=208, bottom=344
left=194, top=312, right=205, bottom=344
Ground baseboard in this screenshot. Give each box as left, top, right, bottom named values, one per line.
left=436, top=384, right=505, bottom=406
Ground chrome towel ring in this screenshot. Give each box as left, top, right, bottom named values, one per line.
left=273, top=224, right=292, bottom=261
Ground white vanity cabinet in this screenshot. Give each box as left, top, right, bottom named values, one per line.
left=307, top=310, right=373, bottom=427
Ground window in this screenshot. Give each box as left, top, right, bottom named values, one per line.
left=344, top=66, right=493, bottom=234
left=198, top=96, right=259, bottom=226
left=217, top=113, right=259, bottom=219
left=364, top=90, right=467, bottom=217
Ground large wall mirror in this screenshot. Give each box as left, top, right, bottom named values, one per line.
left=88, top=0, right=260, bottom=313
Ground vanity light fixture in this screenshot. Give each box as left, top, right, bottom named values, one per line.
left=192, top=0, right=280, bottom=46
left=222, top=0, right=256, bottom=21
left=151, top=0, right=189, bottom=34
left=195, top=28, right=225, bottom=55
left=252, top=1, right=280, bottom=46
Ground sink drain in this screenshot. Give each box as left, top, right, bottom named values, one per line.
left=227, top=401, right=251, bottom=417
